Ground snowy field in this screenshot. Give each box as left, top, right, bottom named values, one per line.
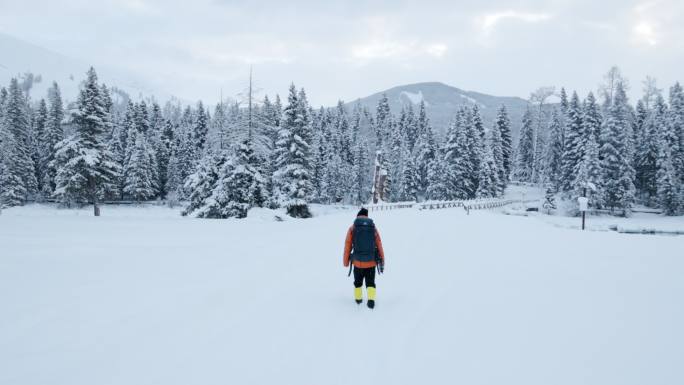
left=1, top=203, right=683, bottom=385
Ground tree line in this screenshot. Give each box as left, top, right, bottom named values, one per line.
left=0, top=66, right=681, bottom=217
left=516, top=68, right=684, bottom=216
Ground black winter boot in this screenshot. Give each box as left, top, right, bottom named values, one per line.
left=367, top=300, right=375, bottom=309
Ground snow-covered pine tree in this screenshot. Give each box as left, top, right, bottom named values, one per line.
left=444, top=108, right=474, bottom=199
left=255, top=95, right=280, bottom=203
left=182, top=150, right=230, bottom=217
left=495, top=105, right=513, bottom=183
left=3, top=78, right=38, bottom=202
left=560, top=91, right=584, bottom=192
left=349, top=102, right=362, bottom=145
left=600, top=83, right=636, bottom=215
left=388, top=118, right=405, bottom=202
left=273, top=84, right=313, bottom=217
left=135, top=101, right=159, bottom=197
left=194, top=101, right=209, bottom=155
left=335, top=101, right=353, bottom=166
left=119, top=101, right=136, bottom=175
left=53, top=67, right=118, bottom=215
left=667, top=82, right=684, bottom=183
left=574, top=125, right=602, bottom=208
left=156, top=118, right=174, bottom=198
left=121, top=101, right=158, bottom=201
left=401, top=155, right=419, bottom=202
left=404, top=104, right=417, bottom=154
left=559, top=88, right=569, bottom=115
left=378, top=151, right=391, bottom=202
left=489, top=114, right=505, bottom=195
left=635, top=94, right=665, bottom=204
left=166, top=107, right=198, bottom=199
left=543, top=109, right=564, bottom=191
left=196, top=138, right=267, bottom=218
left=0, top=106, right=26, bottom=207
left=324, top=151, right=345, bottom=203
left=319, top=109, right=338, bottom=203
left=135, top=101, right=150, bottom=136
left=426, top=147, right=448, bottom=201
left=529, top=87, right=556, bottom=183
left=333, top=101, right=355, bottom=203
left=100, top=84, right=113, bottom=117
left=633, top=99, right=648, bottom=151
left=207, top=101, right=231, bottom=154
left=39, top=82, right=64, bottom=196
left=375, top=93, right=391, bottom=150
left=123, top=134, right=157, bottom=201
left=106, top=124, right=126, bottom=200
left=514, top=107, right=535, bottom=183
left=0, top=87, right=5, bottom=121
left=33, top=99, right=48, bottom=195
left=574, top=92, right=602, bottom=198
left=467, top=106, right=485, bottom=195
left=394, top=119, right=412, bottom=201
left=476, top=145, right=499, bottom=198
left=147, top=102, right=165, bottom=195
left=655, top=135, right=681, bottom=215
left=413, top=100, right=436, bottom=199
left=310, top=108, right=326, bottom=203
left=352, top=137, right=372, bottom=204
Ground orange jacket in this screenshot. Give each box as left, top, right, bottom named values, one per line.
left=343, top=216, right=385, bottom=268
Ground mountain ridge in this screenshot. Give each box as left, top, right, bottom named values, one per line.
left=345, top=81, right=531, bottom=140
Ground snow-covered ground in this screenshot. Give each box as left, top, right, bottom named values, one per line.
left=1, top=203, right=683, bottom=385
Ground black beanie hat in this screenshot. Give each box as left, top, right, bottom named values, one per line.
left=357, top=208, right=369, bottom=217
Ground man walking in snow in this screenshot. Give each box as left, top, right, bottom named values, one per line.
left=343, top=208, right=385, bottom=309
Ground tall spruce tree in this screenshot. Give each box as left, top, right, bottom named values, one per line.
left=352, top=137, right=372, bottom=204
left=413, top=101, right=436, bottom=199
left=574, top=92, right=602, bottom=198
left=0, top=103, right=25, bottom=207
left=488, top=120, right=505, bottom=195
left=273, top=84, right=313, bottom=217
left=544, top=109, right=564, bottom=190
left=53, top=68, right=118, bottom=215
left=667, top=83, right=684, bottom=181
left=3, top=78, right=38, bottom=202
left=515, top=107, right=535, bottom=183
left=33, top=99, right=48, bottom=194
left=655, top=135, right=681, bottom=215
left=561, top=91, right=584, bottom=192
left=40, top=82, right=64, bottom=195
left=442, top=109, right=471, bottom=199
left=635, top=94, right=666, bottom=204
left=194, top=101, right=209, bottom=155
left=476, top=146, right=500, bottom=198
left=600, top=83, right=636, bottom=215
left=123, top=134, right=157, bottom=201
left=467, top=106, right=485, bottom=195
left=426, top=147, right=449, bottom=201
left=496, top=105, right=513, bottom=182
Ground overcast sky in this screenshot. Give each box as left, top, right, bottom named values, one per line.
left=1, top=0, right=683, bottom=106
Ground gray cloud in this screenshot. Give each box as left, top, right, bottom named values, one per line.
left=0, top=0, right=682, bottom=106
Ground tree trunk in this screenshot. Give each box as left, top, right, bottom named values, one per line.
left=90, top=177, right=100, bottom=216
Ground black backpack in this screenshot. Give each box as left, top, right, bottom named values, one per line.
left=351, top=217, right=376, bottom=263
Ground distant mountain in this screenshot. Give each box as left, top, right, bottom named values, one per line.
left=0, top=32, right=171, bottom=104
left=345, top=82, right=532, bottom=141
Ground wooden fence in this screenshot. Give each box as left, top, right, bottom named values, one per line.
left=367, top=203, right=415, bottom=212
left=368, top=198, right=534, bottom=213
